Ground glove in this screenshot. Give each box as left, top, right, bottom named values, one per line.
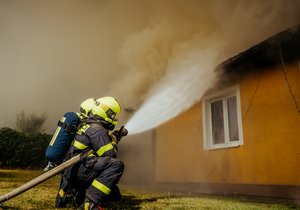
left=110, top=126, right=128, bottom=143
left=43, top=161, right=57, bottom=172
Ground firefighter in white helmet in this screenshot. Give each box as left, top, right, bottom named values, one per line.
left=61, top=96, right=127, bottom=210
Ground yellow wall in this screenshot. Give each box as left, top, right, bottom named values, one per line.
left=155, top=63, right=300, bottom=185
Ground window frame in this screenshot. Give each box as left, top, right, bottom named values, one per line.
left=202, top=85, right=243, bottom=150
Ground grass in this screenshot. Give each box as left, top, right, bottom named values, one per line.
left=0, top=169, right=299, bottom=210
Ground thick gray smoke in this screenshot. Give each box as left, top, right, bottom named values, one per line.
left=0, top=0, right=299, bottom=134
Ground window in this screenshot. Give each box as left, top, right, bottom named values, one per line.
left=202, top=85, right=243, bottom=150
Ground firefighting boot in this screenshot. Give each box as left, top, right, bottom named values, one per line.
left=80, top=198, right=104, bottom=210
left=55, top=178, right=77, bottom=208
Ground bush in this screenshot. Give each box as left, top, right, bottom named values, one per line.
left=0, top=127, right=51, bottom=169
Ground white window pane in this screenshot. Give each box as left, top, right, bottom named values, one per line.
left=211, top=100, right=225, bottom=144
left=227, top=96, right=239, bottom=141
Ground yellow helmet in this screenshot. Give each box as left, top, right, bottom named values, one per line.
left=92, top=96, right=121, bottom=125
left=80, top=98, right=96, bottom=117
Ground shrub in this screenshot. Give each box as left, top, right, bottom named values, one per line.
left=0, top=127, right=51, bottom=169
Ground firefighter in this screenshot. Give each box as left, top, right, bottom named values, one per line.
left=61, top=96, right=127, bottom=210
left=52, top=98, right=98, bottom=208
left=44, top=98, right=96, bottom=172
left=79, top=98, right=97, bottom=118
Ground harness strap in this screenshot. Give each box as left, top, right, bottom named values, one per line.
left=57, top=121, right=77, bottom=134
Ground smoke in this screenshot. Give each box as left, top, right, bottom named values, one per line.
left=125, top=34, right=222, bottom=134
left=107, top=0, right=300, bottom=134
left=0, top=0, right=150, bottom=132
left=0, top=0, right=299, bottom=133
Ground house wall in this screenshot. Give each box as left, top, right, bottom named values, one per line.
left=155, top=62, right=300, bottom=186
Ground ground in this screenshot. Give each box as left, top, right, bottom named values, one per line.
left=0, top=170, right=299, bottom=210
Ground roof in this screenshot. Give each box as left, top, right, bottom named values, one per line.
left=220, top=24, right=300, bottom=77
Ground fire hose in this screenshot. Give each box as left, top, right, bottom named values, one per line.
left=0, top=149, right=93, bottom=204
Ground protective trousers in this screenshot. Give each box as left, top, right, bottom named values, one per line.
left=74, top=156, right=124, bottom=205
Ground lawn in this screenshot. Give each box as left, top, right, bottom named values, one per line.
left=0, top=169, right=299, bottom=210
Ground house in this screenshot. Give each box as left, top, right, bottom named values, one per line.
left=152, top=25, right=300, bottom=200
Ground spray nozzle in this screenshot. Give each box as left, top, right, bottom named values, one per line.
left=111, top=126, right=128, bottom=142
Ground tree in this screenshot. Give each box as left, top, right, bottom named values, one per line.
left=16, top=111, right=47, bottom=135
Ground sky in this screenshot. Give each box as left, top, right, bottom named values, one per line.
left=0, top=0, right=299, bottom=133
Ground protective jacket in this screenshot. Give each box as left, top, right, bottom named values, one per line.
left=62, top=117, right=124, bottom=206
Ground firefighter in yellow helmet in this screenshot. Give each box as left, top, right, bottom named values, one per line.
left=92, top=96, right=121, bottom=130
left=80, top=98, right=96, bottom=118
left=44, top=98, right=97, bottom=172
left=61, top=96, right=127, bottom=210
